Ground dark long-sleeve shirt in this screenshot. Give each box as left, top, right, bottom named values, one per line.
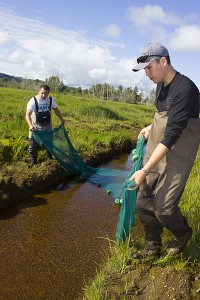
left=156, top=72, right=200, bottom=149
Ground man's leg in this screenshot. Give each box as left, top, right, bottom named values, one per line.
left=46, top=149, right=52, bottom=159
left=28, top=137, right=39, bottom=165
left=133, top=172, right=163, bottom=259
left=45, top=129, right=53, bottom=160
left=153, top=171, right=192, bottom=255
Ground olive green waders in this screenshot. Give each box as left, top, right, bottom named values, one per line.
left=137, top=112, right=200, bottom=250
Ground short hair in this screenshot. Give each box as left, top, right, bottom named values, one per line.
left=166, top=56, right=171, bottom=65
left=155, top=55, right=171, bottom=65
left=40, top=84, right=50, bottom=92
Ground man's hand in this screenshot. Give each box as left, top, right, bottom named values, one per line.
left=30, top=126, right=35, bottom=132
left=128, top=169, right=147, bottom=190
left=138, top=124, right=152, bottom=139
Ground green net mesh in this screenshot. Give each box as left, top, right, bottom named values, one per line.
left=33, top=122, right=145, bottom=242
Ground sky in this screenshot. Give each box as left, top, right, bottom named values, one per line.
left=0, top=0, right=200, bottom=94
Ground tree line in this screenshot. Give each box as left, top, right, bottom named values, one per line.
left=0, top=75, right=156, bottom=105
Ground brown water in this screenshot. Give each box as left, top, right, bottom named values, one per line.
left=0, top=154, right=131, bottom=300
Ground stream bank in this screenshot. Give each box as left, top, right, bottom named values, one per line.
left=0, top=144, right=199, bottom=299
left=0, top=145, right=129, bottom=210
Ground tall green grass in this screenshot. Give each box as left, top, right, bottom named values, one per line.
left=181, top=151, right=200, bottom=259
left=0, top=87, right=153, bottom=162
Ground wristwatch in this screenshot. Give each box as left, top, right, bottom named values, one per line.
left=141, top=168, right=148, bottom=176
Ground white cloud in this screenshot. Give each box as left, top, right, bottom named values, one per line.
left=0, top=6, right=142, bottom=91
left=103, top=24, right=121, bottom=38
left=127, top=5, right=182, bottom=28
left=0, top=8, right=116, bottom=84
left=0, top=30, right=9, bottom=44
left=168, top=25, right=200, bottom=51
left=126, top=4, right=200, bottom=52
left=9, top=49, right=25, bottom=62
left=89, top=68, right=107, bottom=80
left=0, top=4, right=199, bottom=93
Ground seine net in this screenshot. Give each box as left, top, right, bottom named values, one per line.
left=33, top=122, right=145, bottom=242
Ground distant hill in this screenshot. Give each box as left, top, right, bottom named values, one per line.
left=0, top=72, right=23, bottom=82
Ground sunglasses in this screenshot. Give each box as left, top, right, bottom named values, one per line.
left=137, top=55, right=162, bottom=64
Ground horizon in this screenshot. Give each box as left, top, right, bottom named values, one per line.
left=0, top=0, right=200, bottom=93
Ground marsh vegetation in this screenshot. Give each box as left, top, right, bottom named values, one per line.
left=0, top=87, right=199, bottom=299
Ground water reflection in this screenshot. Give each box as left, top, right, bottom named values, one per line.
left=0, top=153, right=131, bottom=300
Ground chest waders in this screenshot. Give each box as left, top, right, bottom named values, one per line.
left=29, top=98, right=53, bottom=164
left=136, top=112, right=200, bottom=250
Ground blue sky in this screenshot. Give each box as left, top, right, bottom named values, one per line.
left=0, top=0, right=200, bottom=93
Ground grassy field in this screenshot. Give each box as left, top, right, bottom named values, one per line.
left=0, top=87, right=153, bottom=162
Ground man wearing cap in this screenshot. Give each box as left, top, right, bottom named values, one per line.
left=129, top=43, right=200, bottom=258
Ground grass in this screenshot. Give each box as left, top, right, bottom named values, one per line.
left=181, top=151, right=200, bottom=259
left=1, top=87, right=199, bottom=299
left=0, top=87, right=153, bottom=162
left=82, top=149, right=200, bottom=299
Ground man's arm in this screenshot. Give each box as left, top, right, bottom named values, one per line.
left=52, top=107, right=65, bottom=123
left=25, top=109, right=35, bottom=131
left=129, top=143, right=169, bottom=189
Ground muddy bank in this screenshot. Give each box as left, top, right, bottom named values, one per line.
left=99, top=218, right=200, bottom=300
left=0, top=146, right=130, bottom=210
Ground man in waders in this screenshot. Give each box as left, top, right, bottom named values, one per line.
left=26, top=85, right=66, bottom=167
left=130, top=43, right=200, bottom=258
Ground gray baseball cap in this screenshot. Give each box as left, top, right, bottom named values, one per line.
left=132, top=43, right=169, bottom=72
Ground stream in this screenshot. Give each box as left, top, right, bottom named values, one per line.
left=0, top=153, right=132, bottom=300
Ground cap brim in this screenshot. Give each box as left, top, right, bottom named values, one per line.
left=132, top=61, right=151, bottom=72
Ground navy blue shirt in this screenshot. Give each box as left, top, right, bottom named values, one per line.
left=156, top=72, right=199, bottom=149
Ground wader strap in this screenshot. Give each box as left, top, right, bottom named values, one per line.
left=34, top=96, right=52, bottom=111
left=49, top=97, right=52, bottom=111
left=34, top=96, right=39, bottom=112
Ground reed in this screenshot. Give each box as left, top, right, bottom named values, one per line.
left=0, top=87, right=153, bottom=162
